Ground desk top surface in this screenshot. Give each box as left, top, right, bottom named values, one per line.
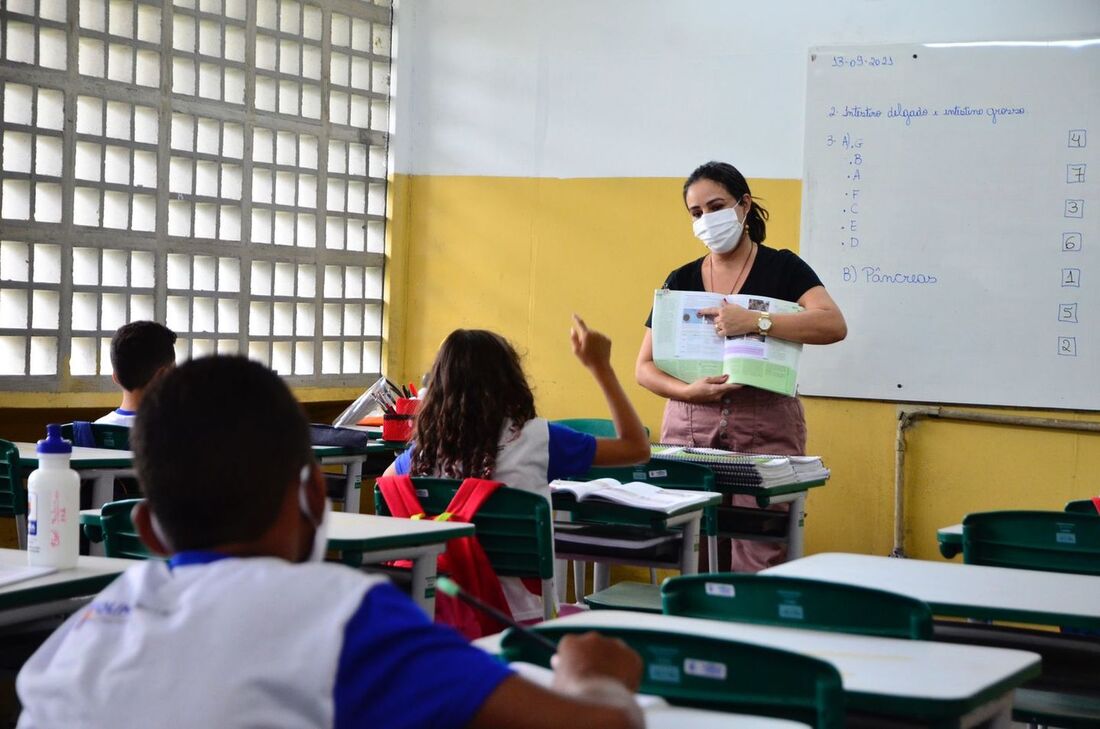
left=79, top=509, right=473, bottom=552
left=16, top=442, right=134, bottom=468
left=523, top=610, right=1039, bottom=713
left=0, top=549, right=132, bottom=607
left=326, top=511, right=473, bottom=549
left=764, top=552, right=1100, bottom=629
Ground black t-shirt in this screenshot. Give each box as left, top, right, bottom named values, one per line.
left=645, top=244, right=824, bottom=326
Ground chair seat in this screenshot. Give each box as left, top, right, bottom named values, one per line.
left=1013, top=688, right=1100, bottom=728
left=583, top=581, right=662, bottom=613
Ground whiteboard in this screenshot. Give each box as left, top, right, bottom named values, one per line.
left=798, top=41, right=1100, bottom=410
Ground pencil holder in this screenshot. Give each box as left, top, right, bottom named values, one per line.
left=382, top=397, right=418, bottom=442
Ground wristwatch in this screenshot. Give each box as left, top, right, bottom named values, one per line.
left=757, top=312, right=773, bottom=335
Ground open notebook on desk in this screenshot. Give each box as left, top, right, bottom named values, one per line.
left=550, top=478, right=713, bottom=514
left=650, top=445, right=830, bottom=488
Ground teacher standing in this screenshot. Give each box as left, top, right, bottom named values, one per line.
left=636, top=161, right=847, bottom=571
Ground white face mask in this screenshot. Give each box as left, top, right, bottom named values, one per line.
left=297, top=465, right=331, bottom=564
left=693, top=206, right=744, bottom=254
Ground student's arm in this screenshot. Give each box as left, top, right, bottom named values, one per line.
left=469, top=633, right=644, bottom=729
left=635, top=328, right=741, bottom=403
left=570, top=315, right=650, bottom=466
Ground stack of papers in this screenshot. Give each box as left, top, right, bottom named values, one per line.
left=651, top=445, right=830, bottom=489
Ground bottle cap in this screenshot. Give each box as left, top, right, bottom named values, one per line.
left=36, top=423, right=73, bottom=455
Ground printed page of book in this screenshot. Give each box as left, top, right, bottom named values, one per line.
left=652, top=289, right=804, bottom=395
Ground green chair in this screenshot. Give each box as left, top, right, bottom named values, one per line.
left=551, top=418, right=650, bottom=440
left=552, top=418, right=618, bottom=438
left=962, top=510, right=1100, bottom=727
left=501, top=625, right=844, bottom=729
left=962, top=510, right=1100, bottom=576
left=569, top=460, right=717, bottom=609
left=60, top=423, right=131, bottom=450
left=662, top=573, right=934, bottom=640
left=97, top=499, right=156, bottom=560
left=1064, top=499, right=1098, bottom=515
left=0, top=439, right=27, bottom=549
left=375, top=477, right=557, bottom=619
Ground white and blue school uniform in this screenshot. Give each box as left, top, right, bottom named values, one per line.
left=94, top=408, right=136, bottom=427
left=16, top=552, right=512, bottom=729
left=392, top=418, right=596, bottom=621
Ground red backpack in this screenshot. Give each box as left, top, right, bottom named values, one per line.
left=376, top=475, right=513, bottom=639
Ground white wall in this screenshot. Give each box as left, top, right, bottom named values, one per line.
left=391, top=0, right=1100, bottom=179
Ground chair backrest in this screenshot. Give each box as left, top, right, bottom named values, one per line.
left=1064, top=499, right=1099, bottom=515
left=962, top=510, right=1100, bottom=576
left=375, top=477, right=554, bottom=580
left=501, top=625, right=844, bottom=729
left=100, top=499, right=155, bottom=560
left=0, top=439, right=25, bottom=518
left=662, top=573, right=933, bottom=640
left=60, top=422, right=131, bottom=450
left=551, top=418, right=650, bottom=439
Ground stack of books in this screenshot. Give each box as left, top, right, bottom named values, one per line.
left=649, top=445, right=830, bottom=489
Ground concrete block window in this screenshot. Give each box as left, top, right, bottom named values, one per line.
left=0, top=0, right=391, bottom=388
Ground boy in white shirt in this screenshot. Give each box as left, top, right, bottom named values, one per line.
left=96, top=321, right=177, bottom=427
left=17, top=355, right=643, bottom=729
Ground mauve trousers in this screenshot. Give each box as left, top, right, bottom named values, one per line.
left=660, top=388, right=807, bottom=572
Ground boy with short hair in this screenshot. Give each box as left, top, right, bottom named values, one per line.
left=96, top=320, right=177, bottom=426
left=16, top=356, right=643, bottom=729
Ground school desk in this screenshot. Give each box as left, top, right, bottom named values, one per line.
left=80, top=509, right=470, bottom=618
left=551, top=490, right=722, bottom=594
left=0, top=548, right=132, bottom=631
left=763, top=552, right=1100, bottom=632
left=476, top=610, right=1040, bottom=728
left=325, top=511, right=472, bottom=616
left=312, top=441, right=405, bottom=514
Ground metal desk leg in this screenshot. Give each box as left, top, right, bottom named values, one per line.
left=707, top=535, right=718, bottom=574
left=572, top=560, right=586, bottom=602
left=410, top=546, right=443, bottom=618
left=786, top=493, right=807, bottom=560
left=344, top=460, right=363, bottom=514
left=593, top=562, right=611, bottom=592
left=679, top=514, right=701, bottom=576
left=88, top=472, right=122, bottom=557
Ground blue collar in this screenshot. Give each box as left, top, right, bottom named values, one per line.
left=168, top=550, right=233, bottom=569
left=116, top=408, right=136, bottom=416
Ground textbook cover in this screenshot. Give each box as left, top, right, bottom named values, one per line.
left=651, top=289, right=803, bottom=397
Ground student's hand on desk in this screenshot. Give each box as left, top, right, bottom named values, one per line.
left=698, top=300, right=757, bottom=337
left=550, top=632, right=643, bottom=694
left=683, top=374, right=742, bottom=403
left=570, top=314, right=613, bottom=372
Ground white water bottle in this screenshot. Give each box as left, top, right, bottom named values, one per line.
left=27, top=424, right=81, bottom=569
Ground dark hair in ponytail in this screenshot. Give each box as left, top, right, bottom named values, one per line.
left=683, top=161, right=769, bottom=243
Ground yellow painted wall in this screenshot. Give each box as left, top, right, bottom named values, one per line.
left=387, top=173, right=1100, bottom=561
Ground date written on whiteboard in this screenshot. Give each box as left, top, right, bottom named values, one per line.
left=831, top=55, right=895, bottom=68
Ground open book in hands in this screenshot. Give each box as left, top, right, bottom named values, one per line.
left=550, top=478, right=714, bottom=514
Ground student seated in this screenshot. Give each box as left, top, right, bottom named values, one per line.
left=16, top=356, right=644, bottom=729
left=96, top=320, right=177, bottom=426
left=383, top=315, right=651, bottom=622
